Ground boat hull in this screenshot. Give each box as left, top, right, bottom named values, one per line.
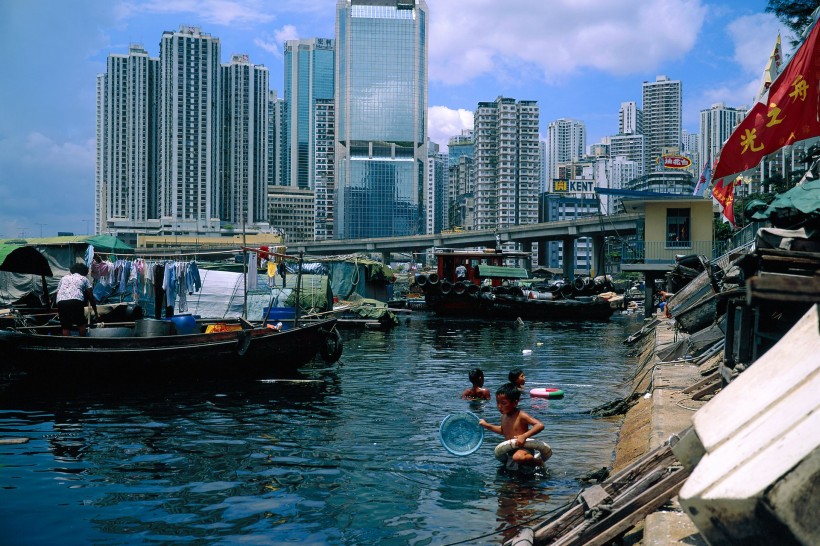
left=0, top=317, right=339, bottom=381
left=423, top=289, right=615, bottom=321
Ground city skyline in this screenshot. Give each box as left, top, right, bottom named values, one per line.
left=0, top=0, right=792, bottom=238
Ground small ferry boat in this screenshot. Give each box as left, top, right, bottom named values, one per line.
left=416, top=248, right=616, bottom=321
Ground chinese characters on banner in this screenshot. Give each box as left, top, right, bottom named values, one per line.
left=711, top=178, right=736, bottom=227
left=712, top=20, right=820, bottom=181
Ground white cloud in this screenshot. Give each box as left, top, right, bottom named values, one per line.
left=728, top=13, right=793, bottom=76
left=428, top=0, right=707, bottom=86
left=254, top=25, right=302, bottom=59
left=428, top=106, right=474, bottom=149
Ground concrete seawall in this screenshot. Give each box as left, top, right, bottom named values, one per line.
left=612, top=317, right=709, bottom=545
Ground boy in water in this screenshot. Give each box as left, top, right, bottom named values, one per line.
left=479, top=383, right=545, bottom=469
left=509, top=369, right=526, bottom=391
left=461, top=368, right=491, bottom=400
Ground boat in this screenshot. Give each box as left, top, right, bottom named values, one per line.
left=0, top=315, right=341, bottom=381
left=0, top=243, right=343, bottom=382
left=415, top=248, right=616, bottom=321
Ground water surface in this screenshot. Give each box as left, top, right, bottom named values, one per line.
left=0, top=312, right=642, bottom=545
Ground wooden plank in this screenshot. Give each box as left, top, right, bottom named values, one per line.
left=691, top=380, right=722, bottom=401
left=682, top=370, right=720, bottom=394
left=746, top=274, right=820, bottom=305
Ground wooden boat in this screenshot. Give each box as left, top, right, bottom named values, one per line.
left=0, top=315, right=342, bottom=381
left=416, top=248, right=616, bottom=321
left=0, top=243, right=343, bottom=382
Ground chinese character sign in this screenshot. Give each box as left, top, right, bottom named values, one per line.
left=713, top=21, right=820, bottom=180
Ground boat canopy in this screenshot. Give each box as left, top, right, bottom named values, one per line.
left=0, top=244, right=53, bottom=276
left=476, top=265, right=529, bottom=279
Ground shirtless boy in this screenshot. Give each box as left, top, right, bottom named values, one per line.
left=461, top=368, right=491, bottom=400
left=479, top=382, right=545, bottom=468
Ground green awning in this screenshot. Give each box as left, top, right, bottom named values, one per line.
left=476, top=265, right=529, bottom=279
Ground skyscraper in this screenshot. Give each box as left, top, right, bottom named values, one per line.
left=474, top=97, right=539, bottom=231
left=283, top=38, right=335, bottom=189
left=96, top=44, right=159, bottom=237
left=699, top=102, right=746, bottom=175
left=642, top=75, right=682, bottom=171
left=619, top=101, right=643, bottom=135
left=547, top=118, right=586, bottom=183
left=334, top=0, right=428, bottom=239
left=221, top=54, right=269, bottom=226
left=158, top=26, right=222, bottom=234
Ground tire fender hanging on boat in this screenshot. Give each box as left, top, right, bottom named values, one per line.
left=236, top=330, right=251, bottom=356
left=494, top=438, right=553, bottom=463
left=320, top=328, right=343, bottom=363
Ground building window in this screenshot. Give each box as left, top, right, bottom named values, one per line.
left=666, top=207, right=690, bottom=247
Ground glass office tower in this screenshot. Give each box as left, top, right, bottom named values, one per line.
left=334, top=0, right=428, bottom=239
left=284, top=38, right=335, bottom=189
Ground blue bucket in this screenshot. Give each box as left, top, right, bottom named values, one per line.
left=262, top=307, right=295, bottom=330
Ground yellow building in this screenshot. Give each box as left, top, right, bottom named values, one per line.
left=620, top=195, right=716, bottom=316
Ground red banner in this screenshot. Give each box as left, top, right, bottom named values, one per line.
left=711, top=178, right=736, bottom=227
left=713, top=21, right=820, bottom=180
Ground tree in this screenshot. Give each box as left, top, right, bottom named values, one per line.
left=767, top=1, right=820, bottom=42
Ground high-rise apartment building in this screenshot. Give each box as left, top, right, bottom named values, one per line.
left=221, top=54, right=269, bottom=226
left=95, top=44, right=159, bottom=237
left=642, top=75, right=682, bottom=171
left=158, top=26, right=222, bottom=234
left=334, top=0, right=428, bottom=239
left=619, top=101, right=643, bottom=135
left=699, top=102, right=746, bottom=175
left=547, top=118, right=586, bottom=182
left=267, top=90, right=285, bottom=186
left=474, top=97, right=540, bottom=231
left=609, top=133, right=646, bottom=178
left=314, top=99, right=336, bottom=240
left=425, top=141, right=447, bottom=234
left=283, top=38, right=335, bottom=189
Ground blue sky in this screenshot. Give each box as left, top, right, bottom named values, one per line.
left=0, top=0, right=791, bottom=238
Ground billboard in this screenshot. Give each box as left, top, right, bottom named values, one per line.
left=551, top=179, right=596, bottom=195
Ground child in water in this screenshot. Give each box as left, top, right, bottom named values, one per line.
left=509, top=368, right=526, bottom=391
left=479, top=383, right=545, bottom=469
left=461, top=368, right=491, bottom=400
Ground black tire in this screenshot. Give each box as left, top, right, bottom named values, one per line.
left=236, top=330, right=251, bottom=356
left=440, top=280, right=453, bottom=295
left=320, top=329, right=343, bottom=363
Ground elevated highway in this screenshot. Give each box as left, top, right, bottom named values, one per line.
left=291, top=213, right=642, bottom=278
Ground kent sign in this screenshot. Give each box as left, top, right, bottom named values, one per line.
left=552, top=179, right=596, bottom=195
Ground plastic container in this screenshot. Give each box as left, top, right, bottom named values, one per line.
left=262, top=307, right=295, bottom=330
left=134, top=318, right=174, bottom=337
left=169, top=314, right=197, bottom=335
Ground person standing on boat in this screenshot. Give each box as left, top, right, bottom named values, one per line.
left=455, top=264, right=467, bottom=281
left=56, top=263, right=98, bottom=336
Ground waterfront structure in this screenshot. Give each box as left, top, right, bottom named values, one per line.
left=268, top=186, right=314, bottom=243
left=474, top=97, right=540, bottom=232
left=547, top=118, right=586, bottom=182
left=221, top=54, right=269, bottom=227
left=158, top=26, right=223, bottom=235
left=425, top=141, right=447, bottom=235
left=334, top=0, right=429, bottom=239
left=314, top=99, right=336, bottom=240
left=95, top=44, right=159, bottom=238
left=698, top=102, right=746, bottom=175
left=642, top=75, right=682, bottom=172
left=283, top=38, right=335, bottom=190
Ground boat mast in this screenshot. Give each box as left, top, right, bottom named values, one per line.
left=242, top=215, right=247, bottom=319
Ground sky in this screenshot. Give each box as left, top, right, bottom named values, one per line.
left=0, top=0, right=793, bottom=239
